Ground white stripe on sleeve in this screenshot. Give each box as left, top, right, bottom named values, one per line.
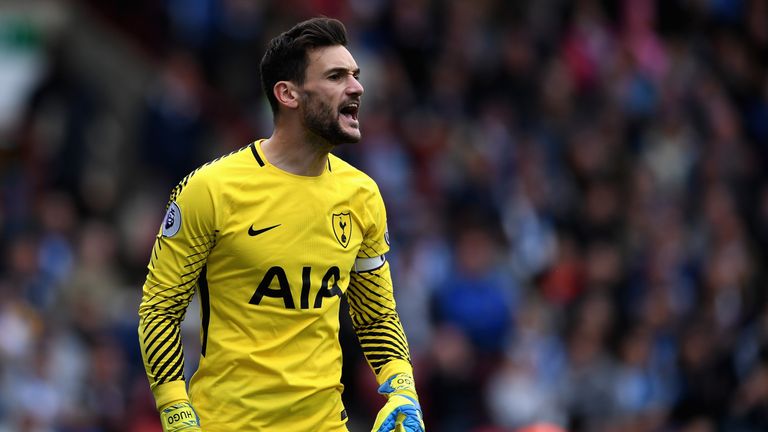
left=353, top=255, right=386, bottom=273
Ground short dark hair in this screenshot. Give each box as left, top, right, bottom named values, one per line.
left=260, top=17, right=348, bottom=117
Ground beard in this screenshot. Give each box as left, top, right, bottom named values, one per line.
left=300, top=91, right=361, bottom=146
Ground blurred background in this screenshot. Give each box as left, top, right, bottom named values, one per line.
left=1, top=0, right=767, bottom=431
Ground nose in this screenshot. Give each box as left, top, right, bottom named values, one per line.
left=347, top=75, right=364, bottom=97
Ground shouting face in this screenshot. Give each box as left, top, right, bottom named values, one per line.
left=298, top=45, right=364, bottom=145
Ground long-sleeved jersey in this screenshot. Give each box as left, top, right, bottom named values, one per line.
left=138, top=140, right=414, bottom=431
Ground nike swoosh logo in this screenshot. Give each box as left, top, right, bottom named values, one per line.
left=248, top=224, right=281, bottom=236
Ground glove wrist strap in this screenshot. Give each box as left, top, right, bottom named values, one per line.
left=160, top=401, right=200, bottom=431
left=379, top=373, right=419, bottom=401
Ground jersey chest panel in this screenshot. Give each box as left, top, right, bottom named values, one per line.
left=206, top=176, right=363, bottom=314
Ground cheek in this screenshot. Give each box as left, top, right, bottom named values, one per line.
left=319, top=97, right=338, bottom=118
left=312, top=85, right=342, bottom=107
left=303, top=96, right=336, bottom=121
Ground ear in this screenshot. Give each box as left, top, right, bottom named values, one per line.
left=273, top=81, right=300, bottom=110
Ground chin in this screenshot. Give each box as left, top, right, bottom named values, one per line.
left=338, top=125, right=361, bottom=144
left=345, top=131, right=362, bottom=143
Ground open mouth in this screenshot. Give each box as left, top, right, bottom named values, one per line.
left=340, top=102, right=359, bottom=122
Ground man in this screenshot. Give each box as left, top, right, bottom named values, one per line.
left=138, top=17, right=425, bottom=432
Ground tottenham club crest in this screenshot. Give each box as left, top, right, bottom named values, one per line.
left=332, top=212, right=352, bottom=248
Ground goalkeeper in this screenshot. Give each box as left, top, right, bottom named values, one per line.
left=137, top=17, right=424, bottom=432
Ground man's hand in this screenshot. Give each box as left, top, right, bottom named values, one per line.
left=160, top=401, right=201, bottom=431
left=372, top=374, right=425, bottom=432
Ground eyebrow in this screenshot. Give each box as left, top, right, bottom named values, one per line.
left=325, top=67, right=361, bottom=76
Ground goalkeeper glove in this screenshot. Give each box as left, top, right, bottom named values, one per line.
left=160, top=401, right=201, bottom=431
left=372, top=373, right=425, bottom=432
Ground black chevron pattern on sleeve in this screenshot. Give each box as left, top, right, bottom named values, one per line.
left=357, top=241, right=386, bottom=259
left=347, top=262, right=411, bottom=374
left=139, top=232, right=217, bottom=386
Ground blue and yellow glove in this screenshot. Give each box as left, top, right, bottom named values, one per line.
left=160, top=400, right=201, bottom=431
left=372, top=373, right=425, bottom=432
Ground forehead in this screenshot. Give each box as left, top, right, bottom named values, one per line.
left=305, top=45, right=358, bottom=75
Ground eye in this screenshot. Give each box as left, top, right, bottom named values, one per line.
left=328, top=73, right=341, bottom=81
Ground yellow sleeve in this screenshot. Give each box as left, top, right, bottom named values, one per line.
left=348, top=262, right=414, bottom=384
left=347, top=187, right=414, bottom=385
left=138, top=169, right=218, bottom=409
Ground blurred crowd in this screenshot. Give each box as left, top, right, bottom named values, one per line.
left=1, top=0, right=768, bottom=431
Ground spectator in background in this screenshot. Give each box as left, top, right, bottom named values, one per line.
left=559, top=292, right=618, bottom=430
left=486, top=296, right=567, bottom=430
left=139, top=50, right=209, bottom=191
left=433, top=224, right=517, bottom=356
left=424, top=325, right=479, bottom=432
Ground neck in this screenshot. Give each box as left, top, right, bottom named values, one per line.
left=261, top=125, right=332, bottom=177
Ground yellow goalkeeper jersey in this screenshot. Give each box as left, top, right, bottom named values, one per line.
left=138, top=140, right=413, bottom=431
